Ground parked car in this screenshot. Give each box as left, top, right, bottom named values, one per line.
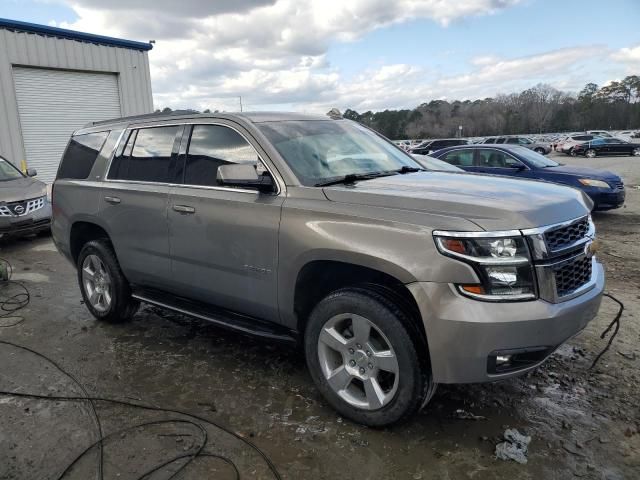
left=586, top=130, right=613, bottom=138
left=480, top=136, right=551, bottom=155
left=0, top=155, right=51, bottom=238
left=572, top=138, right=640, bottom=158
left=557, top=134, right=600, bottom=155
left=409, top=138, right=468, bottom=155
left=432, top=144, right=625, bottom=210
left=411, top=154, right=464, bottom=172
left=53, top=112, right=604, bottom=426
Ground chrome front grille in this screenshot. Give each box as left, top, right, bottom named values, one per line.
left=544, top=217, right=590, bottom=252
left=0, top=196, right=46, bottom=217
left=523, top=215, right=597, bottom=303
left=554, top=256, right=593, bottom=298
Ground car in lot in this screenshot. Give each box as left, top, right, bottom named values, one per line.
left=52, top=111, right=604, bottom=426
left=409, top=138, right=468, bottom=155
left=572, top=138, right=640, bottom=158
left=556, top=134, right=600, bottom=155
left=0, top=155, right=51, bottom=238
left=432, top=144, right=625, bottom=211
left=480, top=136, right=551, bottom=155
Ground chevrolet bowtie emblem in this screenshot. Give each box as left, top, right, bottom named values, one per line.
left=585, top=240, right=599, bottom=258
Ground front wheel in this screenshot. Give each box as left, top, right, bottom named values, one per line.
left=77, top=239, right=139, bottom=322
left=632, top=147, right=640, bottom=157
left=304, top=288, right=433, bottom=427
left=585, top=149, right=597, bottom=158
left=534, top=147, right=545, bottom=154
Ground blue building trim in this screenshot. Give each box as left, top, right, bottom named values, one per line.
left=0, top=18, right=153, bottom=51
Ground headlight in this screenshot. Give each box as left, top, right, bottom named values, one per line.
left=433, top=231, right=536, bottom=301
left=578, top=179, right=610, bottom=189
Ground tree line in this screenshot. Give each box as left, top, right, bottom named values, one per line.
left=343, top=75, right=640, bottom=139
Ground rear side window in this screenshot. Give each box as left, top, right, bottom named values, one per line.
left=108, top=126, right=181, bottom=182
left=184, top=125, right=258, bottom=187
left=442, top=149, right=474, bottom=167
left=58, top=131, right=109, bottom=179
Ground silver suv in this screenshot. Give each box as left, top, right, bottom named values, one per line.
left=52, top=112, right=604, bottom=426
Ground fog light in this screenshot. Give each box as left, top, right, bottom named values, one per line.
left=496, top=355, right=512, bottom=365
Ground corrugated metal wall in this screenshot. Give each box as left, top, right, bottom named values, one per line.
left=0, top=28, right=153, bottom=168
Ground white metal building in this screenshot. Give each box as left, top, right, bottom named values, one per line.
left=0, top=18, right=154, bottom=183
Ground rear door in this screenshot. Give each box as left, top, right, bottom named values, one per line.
left=167, top=122, right=284, bottom=322
left=100, top=125, right=183, bottom=289
left=438, top=148, right=476, bottom=170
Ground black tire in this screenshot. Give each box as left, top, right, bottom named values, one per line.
left=585, top=148, right=597, bottom=158
left=304, top=287, right=432, bottom=427
left=77, top=239, right=138, bottom=323
left=534, top=147, right=545, bottom=154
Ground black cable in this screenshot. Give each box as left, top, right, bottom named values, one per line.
left=0, top=256, right=30, bottom=328
left=589, top=292, right=624, bottom=370
left=0, top=340, right=282, bottom=480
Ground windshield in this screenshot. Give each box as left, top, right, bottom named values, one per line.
left=257, top=120, right=421, bottom=186
left=0, top=157, right=24, bottom=182
left=510, top=146, right=559, bottom=167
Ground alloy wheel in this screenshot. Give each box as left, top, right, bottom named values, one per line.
left=585, top=149, right=596, bottom=158
left=633, top=148, right=640, bottom=156
left=82, top=254, right=112, bottom=312
left=317, top=313, right=399, bottom=410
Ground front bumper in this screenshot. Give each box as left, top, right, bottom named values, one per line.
left=407, top=261, right=604, bottom=384
left=589, top=189, right=625, bottom=210
left=0, top=203, right=52, bottom=236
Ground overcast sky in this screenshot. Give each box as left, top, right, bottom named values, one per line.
left=3, top=0, right=640, bottom=112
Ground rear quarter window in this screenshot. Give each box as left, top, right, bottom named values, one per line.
left=57, top=131, right=109, bottom=179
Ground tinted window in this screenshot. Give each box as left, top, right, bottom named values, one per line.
left=495, top=138, right=506, bottom=144
left=442, top=149, right=474, bottom=167
left=573, top=135, right=591, bottom=141
left=109, top=126, right=180, bottom=182
left=484, top=138, right=497, bottom=143
left=478, top=149, right=522, bottom=168
left=58, top=131, right=109, bottom=179
left=505, top=138, right=519, bottom=144
left=185, top=125, right=258, bottom=186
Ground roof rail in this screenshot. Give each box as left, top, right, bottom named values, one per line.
left=86, top=109, right=201, bottom=127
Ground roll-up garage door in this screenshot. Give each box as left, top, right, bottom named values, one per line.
left=13, top=67, right=122, bottom=183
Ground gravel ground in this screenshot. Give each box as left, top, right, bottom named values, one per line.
left=0, top=152, right=638, bottom=480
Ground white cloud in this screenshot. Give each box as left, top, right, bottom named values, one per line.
left=611, top=44, right=640, bottom=74
left=53, top=0, right=636, bottom=112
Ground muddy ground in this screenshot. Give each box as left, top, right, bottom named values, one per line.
left=0, top=152, right=638, bottom=480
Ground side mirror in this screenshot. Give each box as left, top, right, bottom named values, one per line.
left=217, top=164, right=274, bottom=192
left=26, top=168, right=37, bottom=177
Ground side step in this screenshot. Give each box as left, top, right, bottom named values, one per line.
left=132, top=287, right=297, bottom=344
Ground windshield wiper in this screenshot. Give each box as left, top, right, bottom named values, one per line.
left=394, top=166, right=424, bottom=174
left=315, top=171, right=398, bottom=187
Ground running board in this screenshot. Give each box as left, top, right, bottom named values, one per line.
left=132, top=287, right=297, bottom=344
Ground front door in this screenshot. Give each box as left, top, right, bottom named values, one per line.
left=167, top=123, right=284, bottom=322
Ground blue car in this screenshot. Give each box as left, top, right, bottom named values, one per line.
left=431, top=144, right=625, bottom=211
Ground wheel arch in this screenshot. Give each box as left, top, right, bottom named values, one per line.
left=291, top=258, right=428, bottom=355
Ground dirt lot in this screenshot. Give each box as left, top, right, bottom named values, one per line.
left=0, top=152, right=638, bottom=480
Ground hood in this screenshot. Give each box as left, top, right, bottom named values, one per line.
left=323, top=172, right=591, bottom=231
left=544, top=165, right=620, bottom=181
left=0, top=176, right=46, bottom=203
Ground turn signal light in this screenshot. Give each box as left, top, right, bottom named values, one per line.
left=460, top=285, right=485, bottom=295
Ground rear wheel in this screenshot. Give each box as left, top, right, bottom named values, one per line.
left=632, top=147, right=640, bottom=157
left=585, top=149, right=597, bottom=158
left=77, top=239, right=138, bottom=322
left=534, top=147, right=545, bottom=154
left=304, top=288, right=433, bottom=427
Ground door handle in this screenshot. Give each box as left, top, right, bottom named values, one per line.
left=104, top=196, right=121, bottom=205
left=173, top=205, right=195, bottom=214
